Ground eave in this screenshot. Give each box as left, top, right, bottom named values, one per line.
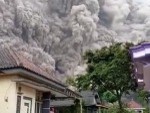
left=0, top=67, right=81, bottom=98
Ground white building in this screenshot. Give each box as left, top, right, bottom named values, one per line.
left=0, top=47, right=81, bottom=113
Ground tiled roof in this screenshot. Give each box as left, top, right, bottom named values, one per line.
left=50, top=99, right=74, bottom=107
left=127, top=100, right=143, bottom=109
left=0, top=47, right=62, bottom=85
left=81, top=91, right=101, bottom=106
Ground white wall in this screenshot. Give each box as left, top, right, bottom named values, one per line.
left=0, top=75, right=37, bottom=113
left=143, top=65, right=150, bottom=91
left=19, top=84, right=36, bottom=113
left=0, top=75, right=17, bottom=113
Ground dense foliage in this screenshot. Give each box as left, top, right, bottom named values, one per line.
left=61, top=99, right=83, bottom=113
left=76, top=43, right=137, bottom=111
left=107, top=105, right=134, bottom=113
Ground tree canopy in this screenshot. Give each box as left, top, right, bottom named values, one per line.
left=76, top=43, right=137, bottom=111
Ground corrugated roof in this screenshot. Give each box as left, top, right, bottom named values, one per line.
left=0, top=47, right=83, bottom=98
left=81, top=91, right=101, bottom=106
left=50, top=99, right=74, bottom=107
left=0, top=47, right=62, bottom=84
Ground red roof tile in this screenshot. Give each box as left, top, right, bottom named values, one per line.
left=127, top=100, right=143, bottom=109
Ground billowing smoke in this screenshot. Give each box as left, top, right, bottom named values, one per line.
left=0, top=0, right=149, bottom=79
left=100, top=0, right=150, bottom=43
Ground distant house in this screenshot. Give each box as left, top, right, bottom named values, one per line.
left=0, top=47, right=81, bottom=113
left=50, top=90, right=108, bottom=113
left=81, top=91, right=108, bottom=113
left=130, top=43, right=150, bottom=90
left=126, top=100, right=145, bottom=113
left=50, top=98, right=77, bottom=113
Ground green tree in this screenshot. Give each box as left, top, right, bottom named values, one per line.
left=136, top=89, right=149, bottom=111
left=103, top=91, right=117, bottom=103
left=76, top=43, right=137, bottom=112
left=137, top=89, right=149, bottom=104
left=66, top=76, right=76, bottom=87
left=107, top=105, right=135, bottom=113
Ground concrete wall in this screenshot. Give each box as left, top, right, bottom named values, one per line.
left=19, top=84, right=36, bottom=113
left=0, top=75, right=17, bottom=113
left=143, top=65, right=150, bottom=91
left=0, top=75, right=36, bottom=113
left=135, top=62, right=144, bottom=79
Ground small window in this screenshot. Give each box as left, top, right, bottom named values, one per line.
left=35, top=102, right=42, bottom=113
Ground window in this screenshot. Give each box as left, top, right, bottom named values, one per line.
left=35, top=91, right=42, bottom=113
left=23, top=96, right=32, bottom=113
left=35, top=101, right=42, bottom=113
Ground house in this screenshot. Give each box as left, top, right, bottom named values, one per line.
left=126, top=100, right=145, bottom=113
left=81, top=91, right=108, bottom=113
left=130, top=42, right=150, bottom=90
left=0, top=47, right=81, bottom=113
left=50, top=90, right=108, bottom=113
left=50, top=98, right=79, bottom=113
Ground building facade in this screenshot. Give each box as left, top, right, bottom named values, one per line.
left=130, top=43, right=150, bottom=90
left=0, top=47, right=81, bottom=113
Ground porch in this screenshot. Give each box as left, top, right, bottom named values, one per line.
left=14, top=78, right=81, bottom=113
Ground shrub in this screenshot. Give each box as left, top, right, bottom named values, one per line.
left=107, top=105, right=134, bottom=113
